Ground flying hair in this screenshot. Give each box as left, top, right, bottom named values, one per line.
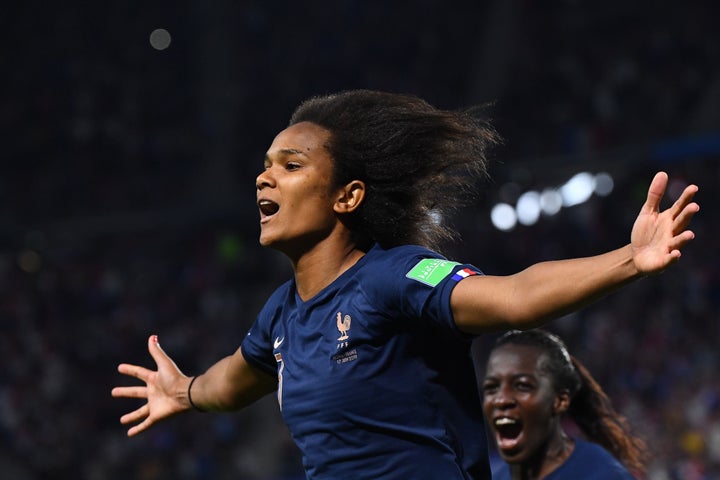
left=288, top=89, right=500, bottom=252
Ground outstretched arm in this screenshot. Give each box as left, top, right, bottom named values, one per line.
left=111, top=335, right=277, bottom=437
left=452, top=171, right=699, bottom=334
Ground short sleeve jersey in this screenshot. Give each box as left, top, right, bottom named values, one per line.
left=491, top=439, right=636, bottom=480
left=241, top=244, right=490, bottom=479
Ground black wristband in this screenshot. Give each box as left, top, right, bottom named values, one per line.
left=187, top=375, right=206, bottom=412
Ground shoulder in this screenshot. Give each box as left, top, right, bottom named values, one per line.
left=359, top=244, right=481, bottom=331
left=364, top=243, right=445, bottom=267
left=358, top=244, right=460, bottom=297
left=363, top=244, right=462, bottom=284
left=559, top=439, right=635, bottom=479
left=490, top=462, right=511, bottom=480
left=355, top=244, right=442, bottom=288
left=571, top=439, right=619, bottom=462
left=492, top=441, right=635, bottom=480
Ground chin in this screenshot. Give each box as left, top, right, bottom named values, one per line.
left=258, top=236, right=295, bottom=257
left=498, top=448, right=529, bottom=465
left=258, top=230, right=280, bottom=247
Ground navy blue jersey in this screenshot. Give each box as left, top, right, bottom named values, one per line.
left=241, top=244, right=490, bottom=479
left=491, top=439, right=635, bottom=480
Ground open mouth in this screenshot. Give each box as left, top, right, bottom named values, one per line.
left=258, top=199, right=280, bottom=217
left=493, top=417, right=523, bottom=452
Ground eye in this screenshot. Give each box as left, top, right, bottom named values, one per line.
left=285, top=162, right=302, bottom=171
left=515, top=380, right=535, bottom=392
left=482, top=381, right=498, bottom=394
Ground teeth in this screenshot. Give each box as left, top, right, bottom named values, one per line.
left=258, top=199, right=280, bottom=216
left=495, top=418, right=517, bottom=426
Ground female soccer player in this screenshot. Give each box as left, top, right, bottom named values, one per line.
left=112, top=90, right=698, bottom=479
left=483, top=329, right=646, bottom=479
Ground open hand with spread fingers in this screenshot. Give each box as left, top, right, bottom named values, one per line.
left=111, top=335, right=191, bottom=437
left=630, top=171, right=699, bottom=275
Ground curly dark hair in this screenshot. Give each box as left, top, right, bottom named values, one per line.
left=288, top=89, right=499, bottom=252
left=493, top=329, right=648, bottom=476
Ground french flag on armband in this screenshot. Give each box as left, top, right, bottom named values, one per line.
left=451, top=268, right=477, bottom=281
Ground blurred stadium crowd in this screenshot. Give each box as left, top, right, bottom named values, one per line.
left=1, top=1, right=718, bottom=479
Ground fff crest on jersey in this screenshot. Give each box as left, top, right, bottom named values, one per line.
left=336, top=311, right=351, bottom=340
left=333, top=310, right=357, bottom=364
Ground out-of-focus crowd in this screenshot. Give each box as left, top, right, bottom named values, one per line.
left=1, top=1, right=718, bottom=479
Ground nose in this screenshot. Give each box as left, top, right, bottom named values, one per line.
left=489, top=385, right=517, bottom=409
left=256, top=168, right=275, bottom=191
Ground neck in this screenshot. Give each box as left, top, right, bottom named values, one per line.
left=289, top=237, right=366, bottom=301
left=510, top=431, right=574, bottom=480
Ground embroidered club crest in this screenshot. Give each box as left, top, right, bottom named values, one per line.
left=336, top=311, right=351, bottom=341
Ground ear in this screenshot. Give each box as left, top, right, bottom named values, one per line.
left=553, top=389, right=571, bottom=415
left=334, top=180, right=365, bottom=214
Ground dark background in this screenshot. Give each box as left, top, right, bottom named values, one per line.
left=1, top=1, right=718, bottom=479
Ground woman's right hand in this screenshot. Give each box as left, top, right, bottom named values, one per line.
left=111, top=335, right=192, bottom=437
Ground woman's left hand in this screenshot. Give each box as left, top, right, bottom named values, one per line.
left=630, top=171, right=699, bottom=274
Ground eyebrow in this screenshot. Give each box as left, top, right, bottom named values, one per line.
left=485, top=372, right=537, bottom=381
left=265, top=148, right=310, bottom=161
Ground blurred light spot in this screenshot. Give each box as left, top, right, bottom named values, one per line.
left=516, top=191, right=541, bottom=226
left=217, top=234, right=243, bottom=264
left=594, top=172, right=614, bottom=196
left=150, top=28, right=172, bottom=50
left=491, top=203, right=517, bottom=231
left=18, top=249, right=42, bottom=273
left=540, top=189, right=563, bottom=215
left=428, top=209, right=443, bottom=225
left=560, top=172, right=595, bottom=207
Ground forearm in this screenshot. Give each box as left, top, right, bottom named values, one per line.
left=452, top=244, right=644, bottom=333
left=507, top=244, right=641, bottom=324
left=186, top=349, right=277, bottom=412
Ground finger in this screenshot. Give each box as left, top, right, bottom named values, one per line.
left=670, top=229, right=696, bottom=252
left=668, top=184, right=699, bottom=219
left=147, top=334, right=183, bottom=373
left=117, top=363, right=152, bottom=382
left=128, top=416, right=155, bottom=437
left=111, top=385, right=148, bottom=399
left=120, top=403, right=149, bottom=425
left=642, top=171, right=668, bottom=214
left=147, top=334, right=165, bottom=363
left=672, top=203, right=700, bottom=234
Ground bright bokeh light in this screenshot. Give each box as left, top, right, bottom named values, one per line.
left=150, top=28, right=172, bottom=50
left=560, top=172, right=595, bottom=207
left=489, top=171, right=615, bottom=231
left=491, top=203, right=517, bottom=231
left=539, top=188, right=563, bottom=215
left=516, top=191, right=541, bottom=226
left=594, top=172, right=614, bottom=196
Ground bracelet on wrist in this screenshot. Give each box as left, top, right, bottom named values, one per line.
left=187, top=375, right=206, bottom=412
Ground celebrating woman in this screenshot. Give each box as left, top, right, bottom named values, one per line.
left=112, top=90, right=698, bottom=479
